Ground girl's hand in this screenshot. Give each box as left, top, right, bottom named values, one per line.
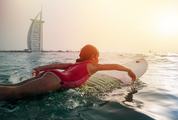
left=127, top=69, right=136, bottom=81
left=32, top=69, right=39, bottom=77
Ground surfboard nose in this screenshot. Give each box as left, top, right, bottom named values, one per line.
left=136, top=58, right=147, bottom=64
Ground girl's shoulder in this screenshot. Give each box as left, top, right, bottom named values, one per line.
left=86, top=63, right=99, bottom=75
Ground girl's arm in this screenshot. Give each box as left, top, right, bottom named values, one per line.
left=32, top=63, right=73, bottom=77
left=95, top=64, right=130, bottom=71
left=89, top=64, right=136, bottom=81
left=34, top=63, right=73, bottom=71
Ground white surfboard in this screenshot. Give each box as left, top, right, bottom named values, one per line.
left=98, top=58, right=148, bottom=85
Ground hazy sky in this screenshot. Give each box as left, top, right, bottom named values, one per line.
left=1, top=0, right=178, bottom=53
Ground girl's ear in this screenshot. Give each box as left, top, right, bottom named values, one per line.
left=89, top=54, right=95, bottom=59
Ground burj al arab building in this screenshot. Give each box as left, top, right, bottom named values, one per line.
left=27, top=11, right=44, bottom=52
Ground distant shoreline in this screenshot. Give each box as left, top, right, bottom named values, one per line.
left=0, top=50, right=79, bottom=53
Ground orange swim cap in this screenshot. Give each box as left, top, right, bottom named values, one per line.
left=76, top=44, right=99, bottom=62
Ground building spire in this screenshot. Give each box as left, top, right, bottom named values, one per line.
left=27, top=11, right=44, bottom=52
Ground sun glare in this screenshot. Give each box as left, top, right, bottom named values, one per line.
left=154, top=9, right=178, bottom=37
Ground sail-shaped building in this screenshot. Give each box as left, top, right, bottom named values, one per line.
left=27, top=11, right=44, bottom=52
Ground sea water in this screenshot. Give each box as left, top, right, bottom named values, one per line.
left=0, top=52, right=177, bottom=120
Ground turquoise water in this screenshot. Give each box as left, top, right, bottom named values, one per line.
left=0, top=52, right=177, bottom=120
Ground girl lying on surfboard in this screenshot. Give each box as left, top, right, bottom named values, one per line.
left=0, top=44, right=136, bottom=100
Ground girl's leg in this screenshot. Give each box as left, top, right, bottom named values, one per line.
left=0, top=72, right=61, bottom=100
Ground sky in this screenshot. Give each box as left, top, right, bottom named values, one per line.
left=0, top=0, right=178, bottom=53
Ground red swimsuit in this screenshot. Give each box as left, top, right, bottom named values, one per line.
left=43, top=61, right=90, bottom=88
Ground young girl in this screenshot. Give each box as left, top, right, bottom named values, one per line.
left=0, top=44, right=136, bottom=100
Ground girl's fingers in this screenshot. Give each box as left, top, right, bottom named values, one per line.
left=32, top=70, right=38, bottom=77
